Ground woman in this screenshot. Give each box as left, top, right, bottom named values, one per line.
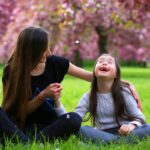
left=2, top=26, right=93, bottom=141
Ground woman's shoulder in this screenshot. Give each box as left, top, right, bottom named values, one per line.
left=47, top=55, right=69, bottom=62
left=46, top=55, right=69, bottom=68
left=46, top=55, right=56, bottom=62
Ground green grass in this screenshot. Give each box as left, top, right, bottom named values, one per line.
left=0, top=65, right=150, bottom=149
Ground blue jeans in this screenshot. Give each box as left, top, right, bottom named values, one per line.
left=79, top=124, right=150, bottom=144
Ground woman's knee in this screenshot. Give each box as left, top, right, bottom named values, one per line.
left=64, top=112, right=82, bottom=131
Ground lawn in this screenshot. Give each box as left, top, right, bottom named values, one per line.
left=0, top=65, right=150, bottom=149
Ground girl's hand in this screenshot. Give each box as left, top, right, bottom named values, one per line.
left=118, top=124, right=136, bottom=136
left=37, top=83, right=62, bottom=101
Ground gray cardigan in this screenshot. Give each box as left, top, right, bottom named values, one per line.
left=74, top=87, right=145, bottom=130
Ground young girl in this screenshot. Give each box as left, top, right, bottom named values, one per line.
left=75, top=54, right=150, bottom=144
left=2, top=26, right=93, bottom=141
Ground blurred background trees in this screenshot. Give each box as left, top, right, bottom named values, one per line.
left=0, top=0, right=150, bottom=67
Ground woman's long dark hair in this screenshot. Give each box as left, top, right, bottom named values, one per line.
left=2, top=26, right=48, bottom=127
left=89, top=54, right=145, bottom=126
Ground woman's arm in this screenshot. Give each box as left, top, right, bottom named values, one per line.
left=67, top=62, right=93, bottom=82
left=27, top=96, right=43, bottom=115
left=27, top=83, right=62, bottom=115
left=27, top=93, right=66, bottom=116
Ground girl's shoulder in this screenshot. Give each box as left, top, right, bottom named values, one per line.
left=121, top=86, right=142, bottom=110
left=121, top=86, right=132, bottom=95
left=121, top=86, right=136, bottom=104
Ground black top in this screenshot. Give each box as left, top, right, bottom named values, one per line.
left=26, top=55, right=69, bottom=124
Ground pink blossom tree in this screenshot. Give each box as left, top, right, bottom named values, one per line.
left=0, top=0, right=63, bottom=63
left=58, top=0, right=150, bottom=65
left=0, top=0, right=150, bottom=66
left=0, top=0, right=16, bottom=60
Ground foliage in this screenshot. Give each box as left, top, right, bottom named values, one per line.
left=0, top=0, right=16, bottom=41
left=0, top=0, right=150, bottom=63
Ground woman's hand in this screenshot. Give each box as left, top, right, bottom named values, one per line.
left=118, top=124, right=136, bottom=136
left=27, top=83, right=62, bottom=115
left=52, top=85, right=62, bottom=108
left=38, top=83, right=62, bottom=101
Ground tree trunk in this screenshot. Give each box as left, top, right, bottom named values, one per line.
left=95, top=26, right=108, bottom=54
left=72, top=50, right=83, bottom=67
left=139, top=61, right=147, bottom=67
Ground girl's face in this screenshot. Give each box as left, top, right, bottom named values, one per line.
left=95, top=55, right=117, bottom=79
left=39, top=48, right=51, bottom=63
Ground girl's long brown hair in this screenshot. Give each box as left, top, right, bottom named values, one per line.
left=2, top=27, right=48, bottom=127
left=89, top=54, right=145, bottom=126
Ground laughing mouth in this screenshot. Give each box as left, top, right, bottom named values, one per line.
left=99, top=66, right=110, bottom=72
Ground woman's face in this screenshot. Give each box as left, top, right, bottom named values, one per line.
left=39, top=48, right=51, bottom=63
left=94, top=55, right=117, bottom=79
